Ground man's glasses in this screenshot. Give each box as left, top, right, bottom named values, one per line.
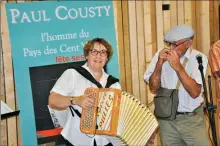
left=89, top=49, right=108, bottom=57
left=165, top=39, right=189, bottom=48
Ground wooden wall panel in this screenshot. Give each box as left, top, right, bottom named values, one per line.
left=121, top=1, right=132, bottom=93
left=195, top=1, right=202, bottom=52
left=163, top=1, right=171, bottom=35
left=143, top=0, right=157, bottom=108
left=1, top=2, right=18, bottom=146
left=144, top=1, right=157, bottom=64
left=136, top=1, right=147, bottom=104
left=190, top=1, right=197, bottom=49
left=184, top=1, right=193, bottom=26
left=114, top=1, right=126, bottom=90
left=128, top=1, right=140, bottom=98
left=1, top=45, right=8, bottom=146
left=199, top=1, right=210, bottom=55
left=177, top=0, right=184, bottom=24
left=155, top=1, right=164, bottom=51
left=170, top=1, right=177, bottom=28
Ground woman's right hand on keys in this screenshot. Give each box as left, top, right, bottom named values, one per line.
left=74, top=94, right=95, bottom=109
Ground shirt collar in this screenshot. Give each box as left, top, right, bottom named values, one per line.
left=82, top=62, right=108, bottom=86
left=82, top=62, right=105, bottom=75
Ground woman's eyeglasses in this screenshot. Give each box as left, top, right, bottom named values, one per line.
left=89, top=49, right=108, bottom=57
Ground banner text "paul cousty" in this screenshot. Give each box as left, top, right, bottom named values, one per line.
left=9, top=5, right=111, bottom=24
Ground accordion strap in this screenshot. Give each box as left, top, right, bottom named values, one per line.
left=105, top=75, right=119, bottom=88
left=69, top=106, right=81, bottom=118
left=71, top=65, right=119, bottom=88
left=72, top=65, right=103, bottom=88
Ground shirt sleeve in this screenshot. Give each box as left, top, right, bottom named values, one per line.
left=144, top=51, right=160, bottom=84
left=51, top=69, right=75, bottom=96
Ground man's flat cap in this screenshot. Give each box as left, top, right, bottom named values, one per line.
left=164, top=24, right=194, bottom=42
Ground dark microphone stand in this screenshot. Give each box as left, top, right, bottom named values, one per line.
left=197, top=55, right=217, bottom=146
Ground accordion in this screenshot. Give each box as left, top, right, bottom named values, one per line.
left=80, top=88, right=159, bottom=146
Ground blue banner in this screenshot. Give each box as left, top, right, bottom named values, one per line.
left=5, top=1, right=119, bottom=145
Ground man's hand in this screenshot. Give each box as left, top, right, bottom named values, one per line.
left=167, top=50, right=182, bottom=71
left=158, top=48, right=171, bottom=65
left=74, top=94, right=95, bottom=109
left=148, top=48, right=170, bottom=94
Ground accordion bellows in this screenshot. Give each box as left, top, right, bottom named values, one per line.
left=80, top=88, right=159, bottom=146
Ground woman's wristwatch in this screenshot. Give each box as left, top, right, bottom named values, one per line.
left=70, top=96, right=74, bottom=105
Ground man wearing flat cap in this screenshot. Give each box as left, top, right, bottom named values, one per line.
left=144, top=24, right=209, bottom=145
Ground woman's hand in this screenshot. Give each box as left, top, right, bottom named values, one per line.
left=74, top=94, right=95, bottom=109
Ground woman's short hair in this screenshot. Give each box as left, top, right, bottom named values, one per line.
left=83, top=38, right=114, bottom=60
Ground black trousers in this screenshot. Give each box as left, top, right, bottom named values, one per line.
left=65, top=139, right=113, bottom=146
